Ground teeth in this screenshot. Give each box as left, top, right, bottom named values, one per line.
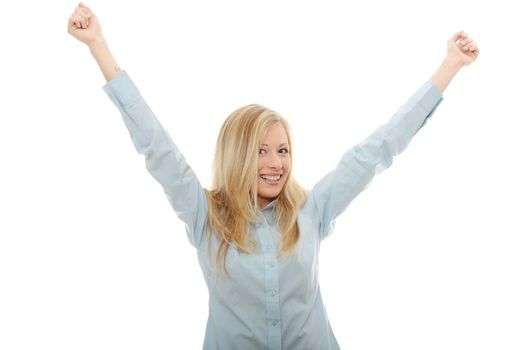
left=261, top=175, right=281, bottom=182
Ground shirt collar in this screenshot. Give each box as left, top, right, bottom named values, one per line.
left=262, top=199, right=277, bottom=211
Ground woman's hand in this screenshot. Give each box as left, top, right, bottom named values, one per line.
left=67, top=2, right=103, bottom=46
left=447, top=31, right=480, bottom=67
left=68, top=2, right=120, bottom=82
left=429, top=31, right=480, bottom=92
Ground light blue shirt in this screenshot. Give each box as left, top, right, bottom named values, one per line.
left=103, top=70, right=443, bottom=350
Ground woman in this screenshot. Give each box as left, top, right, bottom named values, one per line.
left=68, top=3, right=479, bottom=349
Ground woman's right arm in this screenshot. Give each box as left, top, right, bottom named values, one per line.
left=68, top=3, right=209, bottom=249
left=102, top=72, right=209, bottom=249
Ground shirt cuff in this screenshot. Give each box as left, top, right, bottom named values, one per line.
left=415, top=81, right=445, bottom=132
left=101, top=70, right=140, bottom=106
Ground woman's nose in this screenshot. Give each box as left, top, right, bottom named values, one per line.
left=268, top=152, right=282, bottom=168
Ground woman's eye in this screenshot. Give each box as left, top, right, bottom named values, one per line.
left=259, top=148, right=288, bottom=155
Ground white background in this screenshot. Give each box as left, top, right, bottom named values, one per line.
left=1, top=1, right=524, bottom=349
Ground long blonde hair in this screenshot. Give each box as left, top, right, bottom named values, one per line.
left=204, top=104, right=307, bottom=277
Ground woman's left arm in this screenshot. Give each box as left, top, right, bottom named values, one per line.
left=311, top=31, right=480, bottom=240
left=430, top=31, right=480, bottom=93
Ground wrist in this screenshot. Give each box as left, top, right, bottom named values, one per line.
left=87, top=36, right=107, bottom=51
left=429, top=56, right=464, bottom=93
left=442, top=55, right=465, bottom=71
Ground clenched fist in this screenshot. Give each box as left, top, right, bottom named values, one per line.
left=449, top=31, right=480, bottom=67
left=67, top=2, right=103, bottom=45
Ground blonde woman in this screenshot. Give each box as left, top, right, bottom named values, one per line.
left=68, top=3, right=479, bottom=349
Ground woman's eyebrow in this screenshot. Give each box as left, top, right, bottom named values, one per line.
left=261, top=143, right=289, bottom=147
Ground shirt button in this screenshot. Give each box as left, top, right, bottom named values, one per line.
left=267, top=261, right=275, bottom=268
left=269, top=289, right=277, bottom=296
left=271, top=319, right=279, bottom=326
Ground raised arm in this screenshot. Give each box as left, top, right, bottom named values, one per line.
left=68, top=3, right=209, bottom=249
left=312, top=31, right=479, bottom=240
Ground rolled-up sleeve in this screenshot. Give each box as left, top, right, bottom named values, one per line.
left=102, top=70, right=208, bottom=249
left=312, top=81, right=444, bottom=240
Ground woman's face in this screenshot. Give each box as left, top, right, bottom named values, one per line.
left=257, top=122, right=290, bottom=209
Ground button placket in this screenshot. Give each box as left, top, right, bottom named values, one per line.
left=256, top=215, right=282, bottom=350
